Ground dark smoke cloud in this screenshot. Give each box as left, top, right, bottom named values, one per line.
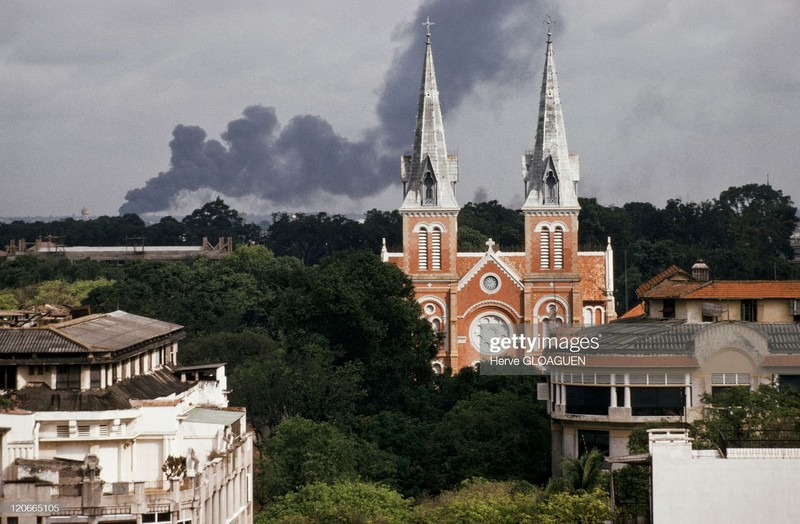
left=120, top=0, right=552, bottom=215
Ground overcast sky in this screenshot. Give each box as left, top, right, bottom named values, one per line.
left=2, top=1, right=799, bottom=220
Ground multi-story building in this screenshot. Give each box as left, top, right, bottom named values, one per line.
left=0, top=310, right=253, bottom=524
left=545, top=262, right=800, bottom=467
left=383, top=26, right=615, bottom=371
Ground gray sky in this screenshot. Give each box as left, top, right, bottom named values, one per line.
left=2, top=1, right=799, bottom=220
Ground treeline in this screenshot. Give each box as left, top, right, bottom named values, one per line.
left=579, top=184, right=799, bottom=310
left=4, top=184, right=796, bottom=313
left=0, top=197, right=261, bottom=248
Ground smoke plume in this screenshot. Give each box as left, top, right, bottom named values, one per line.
left=120, top=0, right=551, bottom=215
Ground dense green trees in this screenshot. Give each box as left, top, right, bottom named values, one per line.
left=257, top=481, right=415, bottom=524
left=690, top=384, right=800, bottom=449
left=257, top=478, right=611, bottom=524
left=458, top=201, right=524, bottom=251
left=0, top=198, right=259, bottom=249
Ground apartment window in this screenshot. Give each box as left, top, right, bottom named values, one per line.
left=779, top=375, right=800, bottom=391
left=630, top=387, right=683, bottom=416
left=90, top=366, right=101, bottom=388
left=577, top=429, right=609, bottom=456
left=565, top=386, right=609, bottom=415
left=142, top=513, right=171, bottom=523
left=28, top=365, right=47, bottom=376
left=0, top=366, right=17, bottom=389
left=741, top=300, right=757, bottom=322
left=56, top=365, right=81, bottom=389
left=662, top=299, right=675, bottom=319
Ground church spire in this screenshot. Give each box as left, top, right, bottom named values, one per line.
left=401, top=19, right=459, bottom=211
left=522, top=29, right=579, bottom=210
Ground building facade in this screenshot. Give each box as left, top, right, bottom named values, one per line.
left=648, top=428, right=800, bottom=523
left=546, top=263, right=800, bottom=468
left=0, top=311, right=253, bottom=524
left=383, top=28, right=616, bottom=371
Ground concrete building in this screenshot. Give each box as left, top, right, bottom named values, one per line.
left=2, top=237, right=233, bottom=263
left=545, top=264, right=800, bottom=466
left=0, top=311, right=253, bottom=524
left=636, top=262, right=800, bottom=323
left=648, top=428, right=800, bottom=523
left=383, top=26, right=615, bottom=371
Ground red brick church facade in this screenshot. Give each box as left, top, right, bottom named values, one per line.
left=383, top=28, right=616, bottom=371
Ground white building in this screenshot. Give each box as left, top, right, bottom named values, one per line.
left=649, top=428, right=800, bottom=523
left=0, top=311, right=253, bottom=524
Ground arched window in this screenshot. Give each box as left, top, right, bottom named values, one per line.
left=431, top=227, right=442, bottom=270
left=423, top=172, right=436, bottom=205
left=540, top=227, right=550, bottom=269
left=553, top=226, right=564, bottom=269
left=545, top=171, right=558, bottom=204
left=418, top=227, right=428, bottom=271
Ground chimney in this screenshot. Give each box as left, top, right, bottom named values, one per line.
left=691, top=259, right=710, bottom=281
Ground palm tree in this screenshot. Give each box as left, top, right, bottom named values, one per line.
left=559, top=449, right=606, bottom=493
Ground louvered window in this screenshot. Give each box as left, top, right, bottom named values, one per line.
left=418, top=228, right=428, bottom=271
left=431, top=227, right=441, bottom=270
left=553, top=227, right=564, bottom=269
left=540, top=228, right=550, bottom=269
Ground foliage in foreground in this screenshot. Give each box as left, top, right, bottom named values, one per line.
left=257, top=481, right=414, bottom=524
left=257, top=478, right=611, bottom=524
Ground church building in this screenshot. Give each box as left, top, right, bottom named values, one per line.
left=383, top=25, right=616, bottom=371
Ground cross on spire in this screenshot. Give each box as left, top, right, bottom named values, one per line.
left=423, top=16, right=434, bottom=41
left=485, top=238, right=496, bottom=251
left=545, top=15, right=554, bottom=43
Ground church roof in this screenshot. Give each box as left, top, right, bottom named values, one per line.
left=522, top=30, right=579, bottom=209
left=400, top=26, right=459, bottom=211
left=456, top=246, right=524, bottom=291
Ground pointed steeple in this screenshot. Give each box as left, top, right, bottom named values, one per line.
left=522, top=29, right=579, bottom=209
left=401, top=21, right=459, bottom=211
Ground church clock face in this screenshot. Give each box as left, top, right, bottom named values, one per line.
left=480, top=273, right=501, bottom=294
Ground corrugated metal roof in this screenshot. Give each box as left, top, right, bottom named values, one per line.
left=0, top=329, right=84, bottom=354
left=53, top=311, right=182, bottom=351
left=15, top=368, right=192, bottom=411
left=183, top=407, right=244, bottom=426
left=565, top=320, right=800, bottom=356
left=0, top=310, right=183, bottom=355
